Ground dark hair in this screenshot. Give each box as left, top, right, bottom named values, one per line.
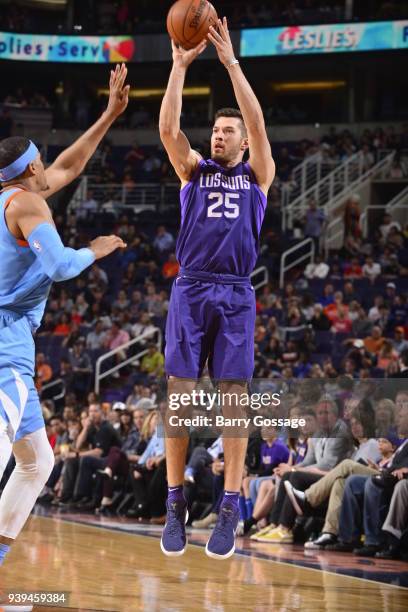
left=351, top=401, right=376, bottom=439
left=0, top=136, right=31, bottom=180
left=214, top=108, right=247, bottom=136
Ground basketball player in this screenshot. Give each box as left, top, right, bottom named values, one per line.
left=159, top=18, right=275, bottom=559
left=0, top=65, right=129, bottom=567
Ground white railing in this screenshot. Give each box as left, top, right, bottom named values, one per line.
left=251, top=266, right=269, bottom=291
left=386, top=185, right=408, bottom=212
left=94, top=327, right=162, bottom=394
left=280, top=238, right=315, bottom=289
left=68, top=179, right=180, bottom=214
left=322, top=152, right=395, bottom=252
left=283, top=151, right=367, bottom=231
left=281, top=152, right=340, bottom=210
left=40, top=378, right=66, bottom=402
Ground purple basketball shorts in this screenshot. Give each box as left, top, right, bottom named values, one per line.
left=165, top=269, right=255, bottom=381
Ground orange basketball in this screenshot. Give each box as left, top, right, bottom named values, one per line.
left=167, top=0, right=218, bottom=50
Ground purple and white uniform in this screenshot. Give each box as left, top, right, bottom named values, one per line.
left=165, top=159, right=267, bottom=380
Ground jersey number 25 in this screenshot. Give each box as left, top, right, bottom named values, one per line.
left=207, top=193, right=240, bottom=219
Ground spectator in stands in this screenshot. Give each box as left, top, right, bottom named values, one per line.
left=58, top=404, right=121, bottom=508
left=392, top=327, right=408, bottom=354
left=345, top=339, right=373, bottom=372
left=162, top=253, right=180, bottom=279
left=77, top=190, right=98, bottom=219
left=86, top=320, right=107, bottom=351
left=241, top=426, right=290, bottom=534
left=319, top=283, right=335, bottom=307
left=290, top=429, right=395, bottom=550
left=362, top=256, right=381, bottom=282
left=368, top=295, right=385, bottom=323
left=343, top=195, right=362, bottom=255
left=131, top=312, right=156, bottom=346
left=113, top=290, right=130, bottom=312
left=331, top=306, right=352, bottom=334
left=302, top=198, right=326, bottom=253
left=96, top=407, right=146, bottom=512
left=377, top=340, right=399, bottom=373
left=310, top=303, right=331, bottom=331
left=379, top=478, right=408, bottom=559
left=379, top=213, right=401, bottom=242
left=153, top=225, right=175, bottom=255
left=344, top=258, right=363, bottom=279
left=140, top=343, right=164, bottom=380
left=54, top=313, right=72, bottom=336
left=68, top=339, right=93, bottom=396
left=256, top=399, right=353, bottom=543
left=304, top=255, right=329, bottom=279
left=327, top=402, right=408, bottom=555
left=324, top=291, right=349, bottom=322
left=364, top=325, right=385, bottom=356
left=397, top=349, right=408, bottom=378
left=104, top=321, right=130, bottom=363
left=35, top=353, right=53, bottom=393
left=88, top=263, right=109, bottom=288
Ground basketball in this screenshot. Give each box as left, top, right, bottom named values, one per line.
left=167, top=0, right=218, bottom=49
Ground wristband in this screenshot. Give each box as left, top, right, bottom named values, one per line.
left=226, top=58, right=239, bottom=68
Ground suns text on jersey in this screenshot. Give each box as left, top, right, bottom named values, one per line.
left=199, top=173, right=251, bottom=190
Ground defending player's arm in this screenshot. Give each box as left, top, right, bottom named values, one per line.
left=159, top=40, right=206, bottom=183
left=208, top=18, right=275, bottom=195
left=10, top=191, right=126, bottom=281
left=41, top=64, right=130, bottom=199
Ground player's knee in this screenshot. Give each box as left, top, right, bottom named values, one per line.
left=340, top=459, right=354, bottom=474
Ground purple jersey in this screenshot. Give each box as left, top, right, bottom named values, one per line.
left=177, top=159, right=267, bottom=276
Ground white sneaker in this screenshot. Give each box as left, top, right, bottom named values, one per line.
left=304, top=533, right=337, bottom=549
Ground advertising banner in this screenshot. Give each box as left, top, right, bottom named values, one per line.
left=241, top=20, right=408, bottom=57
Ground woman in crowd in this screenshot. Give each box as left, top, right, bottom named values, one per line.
left=284, top=411, right=396, bottom=549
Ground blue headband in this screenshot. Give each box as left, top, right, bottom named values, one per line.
left=0, top=141, right=39, bottom=182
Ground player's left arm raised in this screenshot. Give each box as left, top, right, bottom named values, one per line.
left=208, top=18, right=275, bottom=195
left=41, top=63, right=130, bottom=199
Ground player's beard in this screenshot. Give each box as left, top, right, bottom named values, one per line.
left=211, top=144, right=241, bottom=165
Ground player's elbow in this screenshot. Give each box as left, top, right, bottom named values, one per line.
left=159, top=123, right=179, bottom=142
left=49, top=262, right=76, bottom=282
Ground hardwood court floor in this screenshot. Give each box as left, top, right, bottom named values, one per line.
left=1, top=514, right=407, bottom=612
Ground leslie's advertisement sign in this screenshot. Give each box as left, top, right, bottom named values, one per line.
left=241, top=20, right=408, bottom=57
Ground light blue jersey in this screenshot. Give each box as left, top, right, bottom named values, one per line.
left=0, top=187, right=52, bottom=332
left=0, top=187, right=52, bottom=441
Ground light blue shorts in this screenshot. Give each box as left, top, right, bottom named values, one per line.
left=0, top=310, right=44, bottom=442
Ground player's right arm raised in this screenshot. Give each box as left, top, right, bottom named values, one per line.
left=9, top=192, right=126, bottom=281
left=159, top=40, right=206, bottom=184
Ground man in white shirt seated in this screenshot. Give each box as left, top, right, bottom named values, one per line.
left=362, top=256, right=381, bottom=282
left=304, top=256, right=330, bottom=280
